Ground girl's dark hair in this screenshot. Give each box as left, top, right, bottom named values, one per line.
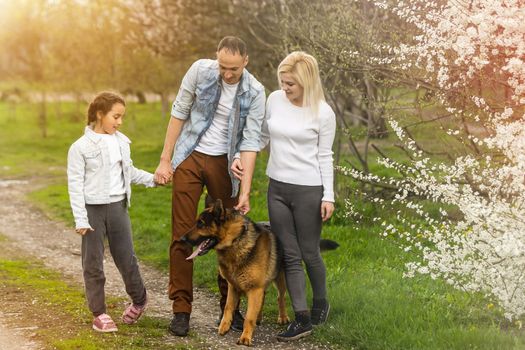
left=87, top=91, right=125, bottom=125
left=217, top=36, right=247, bottom=56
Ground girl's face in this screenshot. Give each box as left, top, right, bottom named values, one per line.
left=280, top=72, right=304, bottom=106
left=94, top=103, right=125, bottom=134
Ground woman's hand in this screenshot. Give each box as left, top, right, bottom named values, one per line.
left=321, top=201, right=335, bottom=222
left=235, top=193, right=250, bottom=215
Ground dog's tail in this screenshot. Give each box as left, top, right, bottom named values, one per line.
left=320, top=239, right=339, bottom=252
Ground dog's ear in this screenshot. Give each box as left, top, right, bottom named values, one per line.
left=212, top=199, right=225, bottom=220
left=205, top=194, right=214, bottom=208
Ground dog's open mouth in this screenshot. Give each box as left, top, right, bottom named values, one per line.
left=185, top=238, right=218, bottom=260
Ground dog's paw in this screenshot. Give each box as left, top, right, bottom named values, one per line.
left=218, top=320, right=231, bottom=336
left=277, top=315, right=290, bottom=325
left=237, top=335, right=252, bottom=346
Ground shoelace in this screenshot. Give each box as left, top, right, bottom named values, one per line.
left=288, top=321, right=301, bottom=331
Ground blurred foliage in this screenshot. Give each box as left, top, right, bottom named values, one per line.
left=0, top=0, right=482, bottom=198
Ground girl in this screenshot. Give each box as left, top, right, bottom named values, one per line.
left=67, top=91, right=155, bottom=332
left=261, top=51, right=336, bottom=341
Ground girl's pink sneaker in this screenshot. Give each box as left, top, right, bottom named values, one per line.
left=122, top=295, right=147, bottom=325
left=92, top=313, right=118, bottom=332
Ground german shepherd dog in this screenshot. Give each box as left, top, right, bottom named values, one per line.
left=183, top=199, right=338, bottom=346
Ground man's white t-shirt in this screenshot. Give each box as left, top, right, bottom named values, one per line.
left=196, top=81, right=239, bottom=155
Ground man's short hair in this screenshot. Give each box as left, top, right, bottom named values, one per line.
left=217, top=36, right=247, bottom=56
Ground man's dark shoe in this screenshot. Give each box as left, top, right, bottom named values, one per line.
left=311, top=301, right=330, bottom=325
left=169, top=312, right=190, bottom=336
left=276, top=319, right=313, bottom=341
left=231, top=310, right=245, bottom=331
left=216, top=309, right=244, bottom=332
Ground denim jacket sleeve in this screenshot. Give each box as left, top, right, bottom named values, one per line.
left=171, top=60, right=201, bottom=120
left=67, top=142, right=92, bottom=230
left=239, top=86, right=266, bottom=152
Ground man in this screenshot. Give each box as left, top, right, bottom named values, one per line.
left=154, top=36, right=265, bottom=337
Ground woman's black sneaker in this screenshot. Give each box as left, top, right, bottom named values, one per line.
left=276, top=320, right=313, bottom=341
left=311, top=301, right=330, bottom=325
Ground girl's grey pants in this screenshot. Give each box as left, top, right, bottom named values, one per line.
left=267, top=178, right=327, bottom=313
left=83, top=200, right=146, bottom=316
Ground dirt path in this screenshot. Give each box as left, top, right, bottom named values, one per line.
left=0, top=314, right=39, bottom=350
left=0, top=179, right=332, bottom=350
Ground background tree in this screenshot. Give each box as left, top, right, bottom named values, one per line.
left=338, top=0, right=525, bottom=321
left=0, top=0, right=53, bottom=137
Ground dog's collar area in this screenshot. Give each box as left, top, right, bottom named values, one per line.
left=231, top=218, right=250, bottom=245
left=230, top=210, right=250, bottom=234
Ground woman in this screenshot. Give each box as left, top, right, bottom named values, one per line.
left=262, top=51, right=336, bottom=341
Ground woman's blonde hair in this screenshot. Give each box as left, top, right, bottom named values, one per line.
left=277, top=51, right=325, bottom=115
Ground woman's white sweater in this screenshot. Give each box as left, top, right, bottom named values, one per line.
left=261, top=90, right=336, bottom=202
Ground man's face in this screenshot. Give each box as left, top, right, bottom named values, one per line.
left=217, top=49, right=248, bottom=85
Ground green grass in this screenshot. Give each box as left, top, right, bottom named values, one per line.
left=0, top=240, right=195, bottom=350
left=2, top=101, right=524, bottom=349
left=315, top=225, right=520, bottom=349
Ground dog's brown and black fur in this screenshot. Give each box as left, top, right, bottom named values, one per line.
left=183, top=199, right=338, bottom=346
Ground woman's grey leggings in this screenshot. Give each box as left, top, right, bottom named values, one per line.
left=83, top=200, right=146, bottom=316
left=268, top=178, right=327, bottom=313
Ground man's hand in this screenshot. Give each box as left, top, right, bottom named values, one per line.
left=230, top=158, right=244, bottom=180
left=75, top=227, right=94, bottom=236
left=234, top=193, right=250, bottom=215
left=321, top=201, right=335, bottom=222
left=154, top=160, right=173, bottom=185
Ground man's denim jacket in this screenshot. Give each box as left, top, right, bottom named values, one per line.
left=170, top=59, right=266, bottom=197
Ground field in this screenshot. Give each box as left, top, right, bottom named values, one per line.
left=1, top=100, right=523, bottom=349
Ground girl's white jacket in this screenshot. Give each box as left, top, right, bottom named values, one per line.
left=67, top=126, right=155, bottom=229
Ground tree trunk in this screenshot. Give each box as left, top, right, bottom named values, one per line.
left=160, top=92, right=170, bottom=118
left=39, top=91, right=47, bottom=138
left=363, top=77, right=387, bottom=139
left=8, top=101, right=17, bottom=122
left=136, top=91, right=147, bottom=104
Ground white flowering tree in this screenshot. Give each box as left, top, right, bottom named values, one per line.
left=339, top=0, right=525, bottom=320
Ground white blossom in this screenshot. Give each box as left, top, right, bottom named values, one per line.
left=348, top=0, right=525, bottom=321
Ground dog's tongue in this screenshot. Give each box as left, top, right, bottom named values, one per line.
left=186, top=241, right=205, bottom=260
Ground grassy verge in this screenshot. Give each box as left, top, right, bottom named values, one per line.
left=3, top=101, right=525, bottom=349
left=0, top=235, right=198, bottom=350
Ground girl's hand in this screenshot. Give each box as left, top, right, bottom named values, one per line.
left=230, top=158, right=244, bottom=180
left=154, top=178, right=166, bottom=186
left=321, top=201, right=335, bottom=222
left=75, top=228, right=94, bottom=236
